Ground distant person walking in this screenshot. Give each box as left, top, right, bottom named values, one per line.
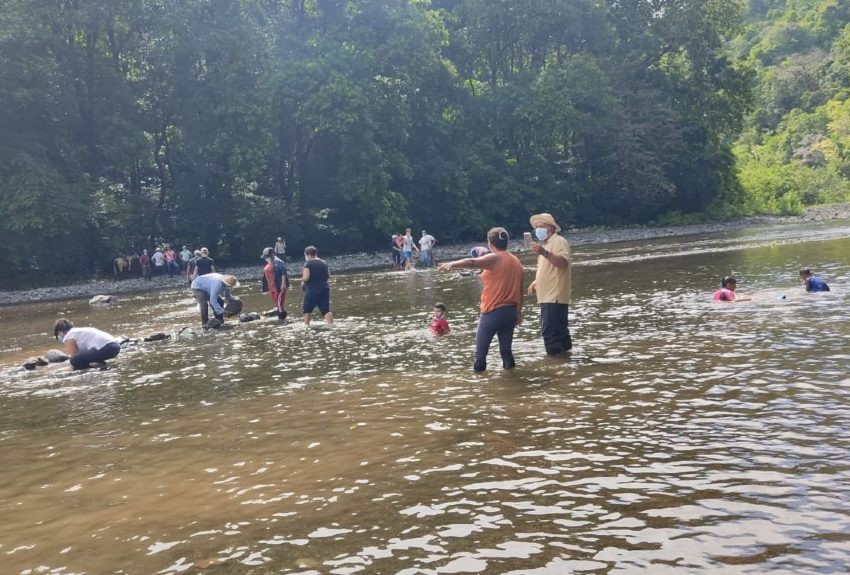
left=194, top=247, right=216, bottom=277
left=186, top=250, right=201, bottom=284
left=140, top=249, right=152, bottom=280
left=151, top=247, right=166, bottom=276
left=261, top=247, right=290, bottom=320
left=52, top=319, right=120, bottom=370
left=390, top=235, right=403, bottom=269
left=179, top=246, right=192, bottom=271
left=527, top=213, right=572, bottom=355
left=274, top=236, right=286, bottom=259
left=419, top=230, right=437, bottom=268
left=301, top=245, right=333, bottom=325
left=163, top=245, right=179, bottom=277
left=439, top=227, right=523, bottom=372
left=402, top=228, right=418, bottom=270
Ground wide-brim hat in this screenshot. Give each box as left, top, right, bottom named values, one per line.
left=530, top=213, right=561, bottom=232
left=222, top=274, right=240, bottom=288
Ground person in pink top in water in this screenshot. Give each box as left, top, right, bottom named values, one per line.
left=713, top=276, right=752, bottom=302
left=430, top=303, right=450, bottom=335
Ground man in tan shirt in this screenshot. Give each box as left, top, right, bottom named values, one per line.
left=527, top=213, right=572, bottom=355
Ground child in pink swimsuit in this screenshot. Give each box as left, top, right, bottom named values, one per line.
left=713, top=276, right=751, bottom=302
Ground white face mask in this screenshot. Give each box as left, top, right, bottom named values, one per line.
left=534, top=227, right=549, bottom=241
left=57, top=334, right=65, bottom=343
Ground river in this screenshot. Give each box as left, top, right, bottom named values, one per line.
left=1, top=221, right=849, bottom=574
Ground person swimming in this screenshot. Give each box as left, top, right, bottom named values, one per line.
left=713, top=276, right=752, bottom=302
left=799, top=269, right=830, bottom=292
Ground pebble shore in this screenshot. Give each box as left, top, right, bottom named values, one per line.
left=2, top=204, right=848, bottom=306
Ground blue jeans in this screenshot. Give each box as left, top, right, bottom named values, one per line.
left=474, top=305, right=518, bottom=372
left=540, top=303, right=572, bottom=354
left=421, top=250, right=432, bottom=267
left=70, top=342, right=120, bottom=370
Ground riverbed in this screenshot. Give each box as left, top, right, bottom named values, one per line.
left=1, top=220, right=849, bottom=574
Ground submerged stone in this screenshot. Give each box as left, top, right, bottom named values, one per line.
left=143, top=332, right=170, bottom=342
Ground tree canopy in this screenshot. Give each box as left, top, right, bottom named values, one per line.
left=0, top=0, right=754, bottom=279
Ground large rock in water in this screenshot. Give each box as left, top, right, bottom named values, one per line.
left=45, top=349, right=70, bottom=363
left=89, top=294, right=117, bottom=305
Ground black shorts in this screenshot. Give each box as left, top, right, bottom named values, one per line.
left=302, top=285, right=330, bottom=315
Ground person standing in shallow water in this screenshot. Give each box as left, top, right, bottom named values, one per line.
left=439, top=227, right=523, bottom=372
left=301, top=245, right=333, bottom=325
left=527, top=213, right=572, bottom=355
left=261, top=247, right=290, bottom=320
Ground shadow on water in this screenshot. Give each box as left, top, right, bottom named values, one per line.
left=0, top=221, right=849, bottom=574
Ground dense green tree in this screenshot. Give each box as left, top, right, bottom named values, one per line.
left=0, top=0, right=757, bottom=283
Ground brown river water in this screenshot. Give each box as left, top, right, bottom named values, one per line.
left=1, top=222, right=849, bottom=574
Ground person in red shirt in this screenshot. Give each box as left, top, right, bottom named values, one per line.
left=139, top=249, right=152, bottom=281
left=430, top=303, right=450, bottom=335
left=261, top=247, right=290, bottom=320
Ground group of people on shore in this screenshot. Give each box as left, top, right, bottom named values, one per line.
left=391, top=229, right=437, bottom=270
left=132, top=245, right=216, bottom=281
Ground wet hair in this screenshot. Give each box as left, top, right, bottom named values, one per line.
left=53, top=318, right=74, bottom=338
left=799, top=269, right=812, bottom=277
left=487, top=227, right=509, bottom=250
left=721, top=276, right=737, bottom=288
left=434, top=303, right=446, bottom=312
left=304, top=245, right=318, bottom=257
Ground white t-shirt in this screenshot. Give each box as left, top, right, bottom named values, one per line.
left=151, top=251, right=165, bottom=266
left=419, top=234, right=435, bottom=251
left=65, top=327, right=119, bottom=351
left=402, top=235, right=414, bottom=251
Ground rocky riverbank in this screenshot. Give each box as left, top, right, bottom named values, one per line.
left=2, top=204, right=849, bottom=306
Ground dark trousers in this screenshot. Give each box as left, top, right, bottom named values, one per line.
left=193, top=289, right=224, bottom=325
left=474, top=305, right=518, bottom=372
left=540, top=303, right=572, bottom=355
left=70, top=342, right=120, bottom=370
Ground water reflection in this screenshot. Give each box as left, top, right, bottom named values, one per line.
left=1, top=222, right=849, bottom=574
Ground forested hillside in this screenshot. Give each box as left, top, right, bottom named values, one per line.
left=733, top=0, right=850, bottom=214
left=0, top=0, right=755, bottom=278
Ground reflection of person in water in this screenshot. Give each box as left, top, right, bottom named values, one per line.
left=53, top=318, right=120, bottom=370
